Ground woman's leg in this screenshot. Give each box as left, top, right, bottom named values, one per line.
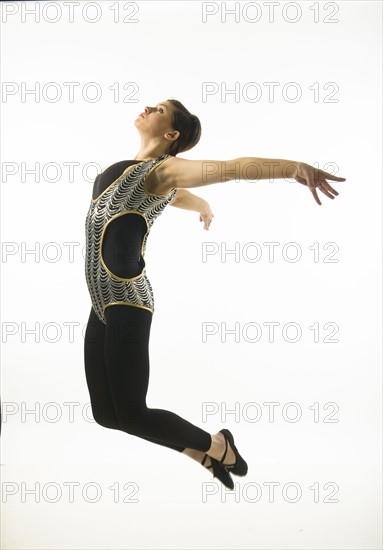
left=84, top=307, right=119, bottom=429
left=103, top=304, right=213, bottom=452
left=84, top=306, right=234, bottom=467
left=84, top=307, right=185, bottom=451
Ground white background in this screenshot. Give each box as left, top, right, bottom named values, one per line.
left=1, top=1, right=382, bottom=549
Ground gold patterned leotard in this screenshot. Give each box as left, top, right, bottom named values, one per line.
left=84, top=154, right=177, bottom=324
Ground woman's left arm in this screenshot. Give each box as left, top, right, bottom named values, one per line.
left=169, top=188, right=214, bottom=231
left=160, top=156, right=346, bottom=206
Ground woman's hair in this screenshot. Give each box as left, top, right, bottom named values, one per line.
left=166, top=99, right=201, bottom=156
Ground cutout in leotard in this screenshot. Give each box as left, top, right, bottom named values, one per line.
left=100, top=211, right=148, bottom=281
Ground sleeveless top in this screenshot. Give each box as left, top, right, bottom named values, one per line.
left=84, top=154, right=177, bottom=323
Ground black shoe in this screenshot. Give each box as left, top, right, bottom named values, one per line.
left=201, top=454, right=234, bottom=490
left=218, top=429, right=248, bottom=476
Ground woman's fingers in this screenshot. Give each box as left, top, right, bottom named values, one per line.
left=321, top=180, right=339, bottom=195
left=321, top=171, right=346, bottom=181
left=315, top=168, right=346, bottom=183
left=200, top=211, right=214, bottom=230
left=321, top=181, right=339, bottom=197
left=318, top=183, right=335, bottom=199
left=309, top=185, right=322, bottom=205
left=295, top=164, right=345, bottom=204
left=293, top=172, right=322, bottom=203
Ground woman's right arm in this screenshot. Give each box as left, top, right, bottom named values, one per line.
left=169, top=189, right=215, bottom=231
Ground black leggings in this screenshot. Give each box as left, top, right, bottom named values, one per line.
left=84, top=304, right=212, bottom=453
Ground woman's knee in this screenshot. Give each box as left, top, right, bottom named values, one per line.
left=116, top=402, right=148, bottom=435
left=91, top=402, right=119, bottom=430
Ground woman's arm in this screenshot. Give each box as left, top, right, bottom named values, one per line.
left=169, top=188, right=215, bottom=230
left=160, top=156, right=346, bottom=206
left=166, top=157, right=298, bottom=187
left=169, top=188, right=205, bottom=211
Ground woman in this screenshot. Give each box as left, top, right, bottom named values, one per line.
left=84, top=99, right=346, bottom=490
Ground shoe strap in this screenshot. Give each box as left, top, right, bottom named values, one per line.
left=219, top=435, right=228, bottom=464
left=201, top=454, right=208, bottom=466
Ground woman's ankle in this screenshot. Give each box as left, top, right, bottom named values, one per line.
left=205, top=432, right=225, bottom=461
left=206, top=432, right=236, bottom=464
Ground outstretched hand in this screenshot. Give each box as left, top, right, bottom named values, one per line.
left=199, top=203, right=215, bottom=230
left=293, top=162, right=346, bottom=205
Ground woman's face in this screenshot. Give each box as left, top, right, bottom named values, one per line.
left=134, top=100, right=175, bottom=137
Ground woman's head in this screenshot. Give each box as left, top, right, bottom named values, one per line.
left=134, top=99, right=201, bottom=157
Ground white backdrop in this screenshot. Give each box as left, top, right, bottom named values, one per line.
left=1, top=1, right=381, bottom=549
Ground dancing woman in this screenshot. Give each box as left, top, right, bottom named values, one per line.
left=84, top=98, right=346, bottom=490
